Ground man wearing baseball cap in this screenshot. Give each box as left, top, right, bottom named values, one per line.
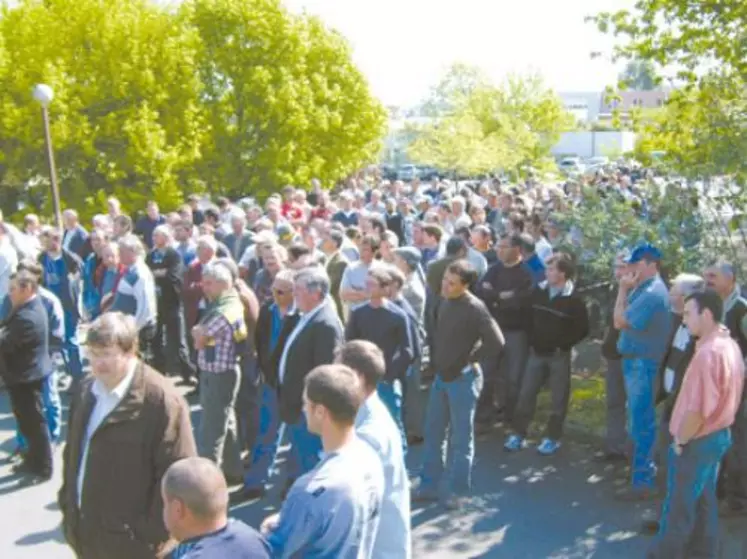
left=613, top=243, right=671, bottom=501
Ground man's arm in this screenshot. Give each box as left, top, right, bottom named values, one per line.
left=391, top=313, right=415, bottom=381
left=613, top=284, right=631, bottom=330
left=313, top=322, right=343, bottom=369
left=138, top=393, right=197, bottom=551
left=472, top=303, right=505, bottom=364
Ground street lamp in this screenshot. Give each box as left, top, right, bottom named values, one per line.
left=32, top=84, right=62, bottom=229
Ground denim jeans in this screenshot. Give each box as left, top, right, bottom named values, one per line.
left=62, top=310, right=83, bottom=379
left=420, top=367, right=483, bottom=496
left=648, top=428, right=731, bottom=559
left=622, top=357, right=658, bottom=489
left=16, top=369, right=61, bottom=449
left=721, top=398, right=747, bottom=511
left=404, top=361, right=424, bottom=439
left=243, top=387, right=321, bottom=488
left=378, top=380, right=406, bottom=451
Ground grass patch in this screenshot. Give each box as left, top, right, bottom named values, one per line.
left=531, top=373, right=606, bottom=439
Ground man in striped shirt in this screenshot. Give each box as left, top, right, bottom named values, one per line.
left=110, top=234, right=157, bottom=364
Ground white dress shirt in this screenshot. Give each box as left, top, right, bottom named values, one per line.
left=77, top=361, right=137, bottom=506
left=278, top=301, right=326, bottom=383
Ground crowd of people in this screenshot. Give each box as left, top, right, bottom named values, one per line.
left=0, top=168, right=744, bottom=558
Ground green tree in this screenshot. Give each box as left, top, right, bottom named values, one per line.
left=419, top=62, right=490, bottom=117
left=0, top=0, right=207, bottom=221
left=619, top=59, right=658, bottom=90
left=409, top=69, right=572, bottom=178
left=185, top=0, right=386, bottom=199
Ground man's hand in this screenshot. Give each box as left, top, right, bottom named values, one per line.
left=481, top=282, right=493, bottom=291
left=619, top=271, right=640, bottom=291
left=153, top=269, right=167, bottom=278
left=192, top=326, right=206, bottom=349
left=261, top=513, right=280, bottom=535
left=498, top=290, right=515, bottom=300
left=672, top=440, right=684, bottom=456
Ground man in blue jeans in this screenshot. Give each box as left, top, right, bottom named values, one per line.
left=614, top=243, right=671, bottom=501
left=412, top=259, right=504, bottom=509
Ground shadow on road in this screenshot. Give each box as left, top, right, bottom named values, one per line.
left=15, top=526, right=65, bottom=546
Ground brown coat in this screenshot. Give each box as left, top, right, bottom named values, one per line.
left=58, top=362, right=197, bottom=559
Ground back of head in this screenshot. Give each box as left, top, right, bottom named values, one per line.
left=305, top=364, right=364, bottom=426
left=335, top=340, right=386, bottom=392
left=162, top=457, right=228, bottom=520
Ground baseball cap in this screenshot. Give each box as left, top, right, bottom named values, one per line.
left=625, top=243, right=662, bottom=264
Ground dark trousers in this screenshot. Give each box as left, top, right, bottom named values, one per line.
left=478, top=330, right=529, bottom=422
left=512, top=349, right=572, bottom=440
left=7, top=380, right=53, bottom=476
left=719, top=397, right=747, bottom=510
left=236, top=354, right=261, bottom=456
left=154, top=307, right=195, bottom=381
left=138, top=322, right=157, bottom=367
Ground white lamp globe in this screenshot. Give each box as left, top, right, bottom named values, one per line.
left=32, top=84, right=54, bottom=107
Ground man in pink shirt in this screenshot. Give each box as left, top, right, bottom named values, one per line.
left=649, top=290, right=745, bottom=558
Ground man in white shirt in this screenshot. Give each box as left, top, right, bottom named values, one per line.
left=0, top=223, right=18, bottom=297
left=337, top=340, right=412, bottom=559
left=261, top=364, right=384, bottom=558
left=58, top=312, right=196, bottom=559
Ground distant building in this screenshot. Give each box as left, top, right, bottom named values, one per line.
left=599, top=90, right=669, bottom=118
left=558, top=92, right=604, bottom=123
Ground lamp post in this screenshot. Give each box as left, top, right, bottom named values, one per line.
left=32, top=84, right=62, bottom=229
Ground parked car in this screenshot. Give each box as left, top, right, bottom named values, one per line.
left=558, top=157, right=585, bottom=175
left=398, top=164, right=420, bottom=181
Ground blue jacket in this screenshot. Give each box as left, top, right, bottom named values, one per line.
left=82, top=253, right=103, bottom=319
left=63, top=225, right=90, bottom=260
left=39, top=249, right=83, bottom=319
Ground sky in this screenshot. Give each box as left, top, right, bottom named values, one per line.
left=283, top=0, right=635, bottom=107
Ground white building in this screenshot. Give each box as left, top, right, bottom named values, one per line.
left=558, top=91, right=604, bottom=123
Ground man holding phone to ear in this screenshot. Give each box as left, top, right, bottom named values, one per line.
left=613, top=243, right=671, bottom=501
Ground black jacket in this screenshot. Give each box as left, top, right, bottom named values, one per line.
left=385, top=213, right=405, bottom=245
left=0, top=296, right=51, bottom=385
left=146, top=246, right=184, bottom=310
left=655, top=313, right=696, bottom=416
left=475, top=261, right=533, bottom=332
left=278, top=301, right=343, bottom=423
left=528, top=282, right=589, bottom=355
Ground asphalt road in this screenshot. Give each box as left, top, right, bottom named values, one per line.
left=0, top=385, right=652, bottom=559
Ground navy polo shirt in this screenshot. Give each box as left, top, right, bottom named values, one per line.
left=167, top=520, right=270, bottom=559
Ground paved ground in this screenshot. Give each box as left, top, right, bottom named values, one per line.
left=0, top=383, right=656, bottom=559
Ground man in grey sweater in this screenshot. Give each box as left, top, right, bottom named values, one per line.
left=413, top=259, right=505, bottom=509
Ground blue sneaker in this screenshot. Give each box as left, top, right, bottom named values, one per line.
left=504, top=434, right=526, bottom=451
left=537, top=438, right=561, bottom=456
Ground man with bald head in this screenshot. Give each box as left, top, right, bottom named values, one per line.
left=162, top=457, right=270, bottom=558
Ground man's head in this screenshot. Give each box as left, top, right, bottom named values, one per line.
left=101, top=241, right=119, bottom=269
left=118, top=234, right=145, bottom=267
left=625, top=243, right=661, bottom=281
left=669, top=273, right=705, bottom=315
left=86, top=313, right=139, bottom=386
left=113, top=214, right=133, bottom=238
left=195, top=235, right=216, bottom=265
left=366, top=266, right=391, bottom=301
left=335, top=340, right=386, bottom=396
left=704, top=260, right=737, bottom=300
left=174, top=220, right=192, bottom=243
left=496, top=233, right=522, bottom=265
left=42, top=227, right=63, bottom=254
left=359, top=235, right=379, bottom=265
left=24, top=213, right=40, bottom=234
left=272, top=269, right=295, bottom=308
left=470, top=225, right=491, bottom=250
left=442, top=259, right=476, bottom=299
left=162, top=457, right=229, bottom=543
left=445, top=236, right=467, bottom=259
left=293, top=267, right=330, bottom=313
left=321, top=228, right=344, bottom=255
left=152, top=225, right=172, bottom=250
left=8, top=270, right=38, bottom=308
left=393, top=247, right=421, bottom=276
left=146, top=201, right=160, bottom=220
left=545, top=253, right=575, bottom=288
left=62, top=209, right=79, bottom=230
left=421, top=224, right=442, bottom=248
left=303, top=364, right=363, bottom=435
left=89, top=228, right=109, bottom=255
left=230, top=213, right=245, bottom=235
left=201, top=261, right=233, bottom=301
left=683, top=289, right=724, bottom=338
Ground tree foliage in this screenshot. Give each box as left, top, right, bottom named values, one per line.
left=185, top=0, right=386, bottom=199
left=409, top=66, right=573, bottom=178
left=0, top=0, right=386, bottom=221
left=619, top=59, right=658, bottom=90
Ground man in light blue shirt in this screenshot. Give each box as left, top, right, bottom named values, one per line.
left=337, top=340, right=412, bottom=559
left=261, top=364, right=384, bottom=558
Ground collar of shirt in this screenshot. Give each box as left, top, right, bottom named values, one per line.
left=695, top=325, right=731, bottom=350
left=91, top=359, right=137, bottom=401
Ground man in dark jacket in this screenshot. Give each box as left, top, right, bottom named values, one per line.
left=0, top=270, right=53, bottom=482
left=475, top=233, right=533, bottom=426
left=147, top=225, right=194, bottom=381
left=504, top=253, right=589, bottom=456
left=59, top=312, right=196, bottom=559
